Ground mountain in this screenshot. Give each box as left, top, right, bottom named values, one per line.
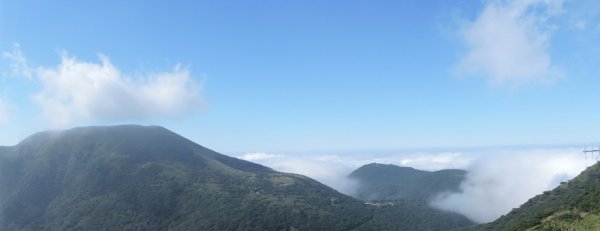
left=349, top=163, right=467, bottom=201
left=347, top=163, right=474, bottom=230
left=0, top=125, right=477, bottom=231
left=469, top=162, right=600, bottom=231
left=0, top=125, right=372, bottom=230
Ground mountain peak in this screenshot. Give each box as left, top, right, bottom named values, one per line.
left=359, top=162, right=419, bottom=171
left=20, top=125, right=172, bottom=145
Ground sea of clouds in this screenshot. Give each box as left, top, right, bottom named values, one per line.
left=238, top=147, right=596, bottom=223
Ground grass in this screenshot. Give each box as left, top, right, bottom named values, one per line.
left=527, top=210, right=600, bottom=231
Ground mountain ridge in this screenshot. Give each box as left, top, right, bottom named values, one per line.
left=0, top=125, right=370, bottom=230
left=349, top=162, right=467, bottom=201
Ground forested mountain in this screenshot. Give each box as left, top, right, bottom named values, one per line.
left=349, top=163, right=466, bottom=201
left=0, top=125, right=474, bottom=231
left=348, top=163, right=474, bottom=230
left=0, top=125, right=371, bottom=230
left=468, top=161, right=600, bottom=231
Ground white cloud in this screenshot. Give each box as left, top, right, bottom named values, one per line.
left=241, top=152, right=282, bottom=161
left=393, top=152, right=473, bottom=171
left=456, top=0, right=564, bottom=88
left=2, top=44, right=33, bottom=79
left=240, top=152, right=361, bottom=195
left=430, top=148, right=594, bottom=223
left=240, top=148, right=593, bottom=224
left=5, top=47, right=203, bottom=128
left=238, top=151, right=475, bottom=195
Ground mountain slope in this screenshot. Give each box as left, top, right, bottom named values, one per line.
left=470, top=162, right=600, bottom=231
left=0, top=125, right=371, bottom=231
left=355, top=199, right=475, bottom=231
left=349, top=163, right=466, bottom=201
left=347, top=163, right=474, bottom=230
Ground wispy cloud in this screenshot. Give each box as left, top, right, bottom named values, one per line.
left=430, top=148, right=594, bottom=223
left=566, top=0, right=600, bottom=32
left=2, top=44, right=33, bottom=79
left=455, top=0, right=564, bottom=89
left=3, top=46, right=203, bottom=128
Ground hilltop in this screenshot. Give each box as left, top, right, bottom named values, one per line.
left=348, top=163, right=474, bottom=230
left=349, top=163, right=466, bottom=201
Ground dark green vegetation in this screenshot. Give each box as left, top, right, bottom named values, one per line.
left=355, top=199, right=474, bottom=231
left=468, top=162, right=600, bottom=231
left=0, top=125, right=475, bottom=231
left=348, top=163, right=474, bottom=230
left=349, top=163, right=467, bottom=201
left=0, top=125, right=370, bottom=230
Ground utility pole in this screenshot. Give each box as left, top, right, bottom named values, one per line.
left=583, top=144, right=600, bottom=161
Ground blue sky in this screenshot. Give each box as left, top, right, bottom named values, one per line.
left=1, top=0, right=600, bottom=153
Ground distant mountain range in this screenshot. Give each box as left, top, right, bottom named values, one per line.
left=0, top=125, right=474, bottom=231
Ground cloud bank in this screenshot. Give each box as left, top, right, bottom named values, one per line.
left=240, top=147, right=593, bottom=223
left=239, top=151, right=474, bottom=195
left=456, top=0, right=564, bottom=88
left=3, top=46, right=202, bottom=128
left=431, top=148, right=594, bottom=223
left=240, top=152, right=361, bottom=195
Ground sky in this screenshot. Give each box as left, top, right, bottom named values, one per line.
left=1, top=0, right=599, bottom=153
left=2, top=0, right=600, bottom=223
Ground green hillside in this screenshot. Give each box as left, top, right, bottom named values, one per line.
left=0, top=125, right=475, bottom=231
left=356, top=199, right=474, bottom=231
left=469, top=162, right=600, bottom=231
left=349, top=163, right=467, bottom=201
left=348, top=163, right=474, bottom=230
left=0, top=125, right=370, bottom=230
